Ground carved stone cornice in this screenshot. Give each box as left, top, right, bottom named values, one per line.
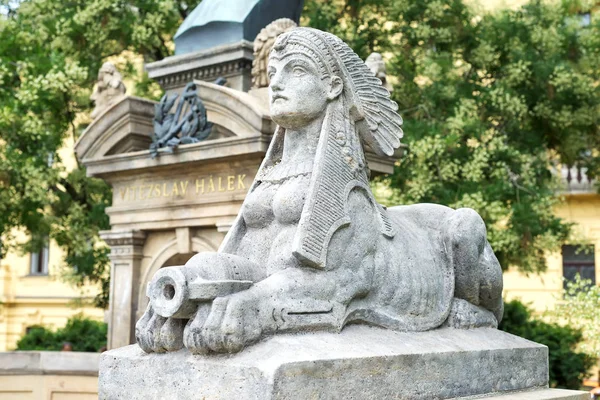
left=156, top=59, right=252, bottom=91
left=146, top=40, right=254, bottom=92
left=100, top=230, right=146, bottom=246
left=83, top=135, right=272, bottom=179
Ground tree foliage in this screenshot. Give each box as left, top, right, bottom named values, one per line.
left=500, top=299, right=596, bottom=389
left=548, top=275, right=600, bottom=358
left=304, top=0, right=600, bottom=273
left=1, top=0, right=599, bottom=309
left=0, top=0, right=201, bottom=307
left=16, top=315, right=107, bottom=352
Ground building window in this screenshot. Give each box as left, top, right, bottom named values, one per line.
left=29, top=243, right=49, bottom=275
left=25, top=326, right=41, bottom=334
left=562, top=245, right=595, bottom=288
left=579, top=12, right=591, bottom=27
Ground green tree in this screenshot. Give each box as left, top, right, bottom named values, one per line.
left=2, top=0, right=599, bottom=309
left=500, top=299, right=596, bottom=389
left=0, top=0, right=201, bottom=307
left=302, top=0, right=393, bottom=60
left=548, top=275, right=600, bottom=359
left=304, top=0, right=600, bottom=273
left=16, top=315, right=107, bottom=352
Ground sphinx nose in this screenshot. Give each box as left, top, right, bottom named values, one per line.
left=269, top=73, right=284, bottom=91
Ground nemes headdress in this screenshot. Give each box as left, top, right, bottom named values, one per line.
left=221, top=27, right=401, bottom=269
left=271, top=27, right=403, bottom=156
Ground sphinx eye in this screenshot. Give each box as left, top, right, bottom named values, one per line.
left=292, top=66, right=307, bottom=77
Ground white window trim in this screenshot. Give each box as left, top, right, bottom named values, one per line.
left=29, top=244, right=49, bottom=275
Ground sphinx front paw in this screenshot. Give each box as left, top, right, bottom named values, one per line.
left=136, top=304, right=186, bottom=353
left=135, top=304, right=166, bottom=353
left=200, top=293, right=266, bottom=354
left=183, top=303, right=211, bottom=355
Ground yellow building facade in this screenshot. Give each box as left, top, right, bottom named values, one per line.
left=504, top=164, right=599, bottom=311
left=0, top=137, right=104, bottom=352
left=504, top=192, right=600, bottom=311
left=0, top=235, right=105, bottom=351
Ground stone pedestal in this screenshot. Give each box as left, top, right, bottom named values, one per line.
left=98, top=326, right=588, bottom=400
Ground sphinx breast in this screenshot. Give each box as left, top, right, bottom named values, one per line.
left=272, top=174, right=310, bottom=225
left=242, top=182, right=276, bottom=228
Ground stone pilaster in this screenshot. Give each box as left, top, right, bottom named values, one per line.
left=100, top=230, right=146, bottom=349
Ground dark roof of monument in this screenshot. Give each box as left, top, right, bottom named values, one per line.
left=174, top=0, right=304, bottom=55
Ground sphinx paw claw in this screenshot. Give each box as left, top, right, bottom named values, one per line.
left=136, top=304, right=183, bottom=353
left=199, top=293, right=263, bottom=354
left=183, top=303, right=211, bottom=354
left=160, top=317, right=185, bottom=352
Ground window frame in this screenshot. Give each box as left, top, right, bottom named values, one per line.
left=561, top=244, right=595, bottom=288
left=29, top=243, right=49, bottom=276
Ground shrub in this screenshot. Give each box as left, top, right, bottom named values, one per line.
left=16, top=315, right=107, bottom=352
left=15, top=325, right=62, bottom=351
left=548, top=275, right=600, bottom=359
left=500, top=299, right=596, bottom=389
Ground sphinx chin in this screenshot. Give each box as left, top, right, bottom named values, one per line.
left=272, top=104, right=329, bottom=130
left=271, top=111, right=314, bottom=130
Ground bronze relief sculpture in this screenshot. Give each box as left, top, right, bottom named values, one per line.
left=136, top=27, right=503, bottom=355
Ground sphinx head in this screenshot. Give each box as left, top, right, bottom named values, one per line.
left=267, top=27, right=403, bottom=157
left=267, top=28, right=343, bottom=130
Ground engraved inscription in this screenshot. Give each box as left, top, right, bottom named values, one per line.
left=115, top=174, right=249, bottom=204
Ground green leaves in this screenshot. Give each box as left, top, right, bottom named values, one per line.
left=16, top=315, right=107, bottom=352
left=302, top=0, right=394, bottom=59
left=500, top=299, right=596, bottom=389
left=0, top=1, right=201, bottom=306
left=305, top=0, right=599, bottom=273
left=548, top=275, right=600, bottom=359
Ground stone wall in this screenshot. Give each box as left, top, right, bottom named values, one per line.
left=0, top=351, right=99, bottom=399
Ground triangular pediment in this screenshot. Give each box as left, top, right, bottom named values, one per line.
left=75, top=81, right=274, bottom=163
left=76, top=96, right=156, bottom=160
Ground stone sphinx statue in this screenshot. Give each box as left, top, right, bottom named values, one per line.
left=135, top=27, right=504, bottom=355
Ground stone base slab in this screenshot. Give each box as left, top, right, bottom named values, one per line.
left=473, top=388, right=588, bottom=399
left=100, top=326, right=557, bottom=400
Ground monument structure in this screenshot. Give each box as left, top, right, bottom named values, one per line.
left=99, top=25, right=587, bottom=400
left=147, top=0, right=304, bottom=93
left=76, top=0, right=395, bottom=351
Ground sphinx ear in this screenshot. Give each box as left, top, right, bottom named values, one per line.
left=327, top=76, right=343, bottom=100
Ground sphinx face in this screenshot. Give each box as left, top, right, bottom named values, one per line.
left=267, top=53, right=330, bottom=130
